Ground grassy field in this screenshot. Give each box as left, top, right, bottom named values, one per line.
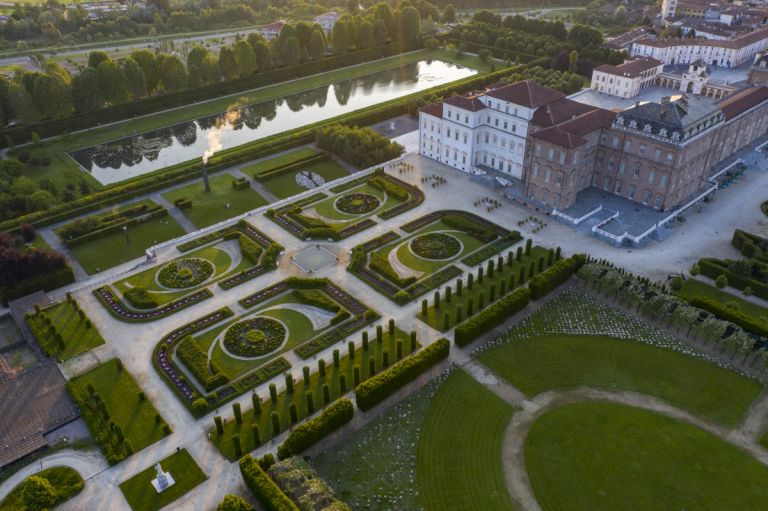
left=119, top=449, right=206, bottom=511
left=27, top=299, right=105, bottom=359
left=27, top=48, right=488, bottom=191
left=67, top=214, right=186, bottom=275
left=676, top=278, right=768, bottom=323
left=69, top=359, right=170, bottom=455
left=242, top=147, right=321, bottom=176
left=526, top=402, right=768, bottom=511
left=419, top=245, right=546, bottom=331
left=212, top=326, right=417, bottom=459
left=0, top=466, right=84, bottom=510
left=162, top=172, right=267, bottom=228
left=261, top=159, right=349, bottom=199
left=477, top=335, right=761, bottom=427
left=417, top=369, right=516, bottom=511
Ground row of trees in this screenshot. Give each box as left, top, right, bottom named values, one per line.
left=316, top=124, right=404, bottom=169
left=0, top=230, right=67, bottom=289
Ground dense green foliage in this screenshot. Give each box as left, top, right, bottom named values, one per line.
left=277, top=398, right=355, bottom=459
left=454, top=287, right=530, bottom=347
left=269, top=457, right=351, bottom=511
left=177, top=336, right=229, bottom=391
left=528, top=254, right=584, bottom=299
left=689, top=296, right=768, bottom=338
left=0, top=466, right=84, bottom=511
left=316, top=124, right=404, bottom=168
left=356, top=339, right=450, bottom=411
left=239, top=455, right=299, bottom=511
left=0, top=231, right=73, bottom=304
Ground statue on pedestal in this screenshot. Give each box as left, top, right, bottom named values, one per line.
left=151, top=462, right=176, bottom=493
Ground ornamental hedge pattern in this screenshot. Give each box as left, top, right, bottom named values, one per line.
left=355, top=339, right=450, bottom=411
left=277, top=398, right=355, bottom=459
left=410, top=232, right=462, bottom=260
left=224, top=317, right=287, bottom=358
left=335, top=193, right=381, bottom=215
left=157, top=258, right=214, bottom=289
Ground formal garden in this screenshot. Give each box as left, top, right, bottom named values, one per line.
left=67, top=358, right=172, bottom=464
left=95, top=220, right=281, bottom=321
left=26, top=294, right=105, bottom=360
left=349, top=210, right=521, bottom=304
left=265, top=168, right=423, bottom=241
left=154, top=277, right=380, bottom=416
left=118, top=449, right=206, bottom=511
left=0, top=466, right=84, bottom=511
left=162, top=172, right=268, bottom=229
left=54, top=199, right=186, bottom=275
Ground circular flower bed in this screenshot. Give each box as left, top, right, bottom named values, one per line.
left=223, top=317, right=286, bottom=357
left=410, top=232, right=461, bottom=260
left=157, top=258, right=214, bottom=288
left=335, top=193, right=380, bottom=215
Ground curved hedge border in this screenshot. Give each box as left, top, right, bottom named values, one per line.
left=94, top=286, right=212, bottom=322
left=277, top=398, right=355, bottom=460
left=239, top=455, right=299, bottom=511
left=454, top=287, right=531, bottom=347
left=355, top=338, right=450, bottom=411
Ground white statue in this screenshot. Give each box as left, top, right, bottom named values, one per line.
left=151, top=461, right=175, bottom=493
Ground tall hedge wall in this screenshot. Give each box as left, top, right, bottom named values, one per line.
left=355, top=338, right=450, bottom=411
left=239, top=455, right=299, bottom=511
left=689, top=296, right=768, bottom=338
left=453, top=287, right=531, bottom=347
left=277, top=398, right=354, bottom=460
left=528, top=254, right=585, bottom=300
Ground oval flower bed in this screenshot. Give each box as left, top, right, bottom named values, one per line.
left=158, top=258, right=214, bottom=289
left=335, top=193, right=381, bottom=215
left=223, top=317, right=286, bottom=357
left=410, top=232, right=461, bottom=260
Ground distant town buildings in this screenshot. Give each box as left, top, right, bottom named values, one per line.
left=749, top=51, right=768, bottom=85
left=313, top=12, right=342, bottom=33
left=591, top=58, right=664, bottom=98
left=258, top=21, right=285, bottom=40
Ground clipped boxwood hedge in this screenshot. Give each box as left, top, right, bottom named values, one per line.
left=689, top=295, right=768, bottom=338
left=277, top=398, right=354, bottom=460
left=239, top=455, right=299, bottom=511
left=454, top=287, right=531, bottom=348
left=528, top=254, right=585, bottom=300
left=176, top=336, right=229, bottom=391
left=355, top=339, right=450, bottom=411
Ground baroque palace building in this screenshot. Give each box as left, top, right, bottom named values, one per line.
left=419, top=80, right=768, bottom=213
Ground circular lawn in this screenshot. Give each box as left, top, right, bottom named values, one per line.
left=157, top=258, right=214, bottom=289
left=223, top=317, right=287, bottom=358
left=334, top=193, right=381, bottom=215
left=410, top=232, right=462, bottom=260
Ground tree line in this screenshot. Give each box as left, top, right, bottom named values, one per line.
left=0, top=2, right=425, bottom=127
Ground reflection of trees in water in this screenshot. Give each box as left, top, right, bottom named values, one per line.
left=394, top=62, right=420, bottom=85
left=241, top=106, right=262, bottom=130
left=333, top=79, right=353, bottom=106
left=88, top=127, right=173, bottom=169
left=285, top=93, right=307, bottom=112
left=197, top=113, right=220, bottom=131
left=171, top=122, right=198, bottom=147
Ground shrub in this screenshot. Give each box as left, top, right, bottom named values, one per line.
left=315, top=124, right=404, bottom=168
left=716, top=274, right=728, bottom=289
left=239, top=455, right=299, bottom=511
left=122, top=287, right=158, bottom=309
left=454, top=288, right=531, bottom=347
left=690, top=295, right=768, bottom=338
left=177, top=337, right=229, bottom=391
left=277, top=398, right=354, bottom=459
left=239, top=235, right=263, bottom=265
left=293, top=289, right=340, bottom=312
left=528, top=255, right=585, bottom=300
left=355, top=339, right=450, bottom=411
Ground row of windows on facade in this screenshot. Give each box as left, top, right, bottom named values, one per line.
left=598, top=133, right=677, bottom=160
left=424, top=122, right=524, bottom=154
left=592, top=173, right=666, bottom=208
left=597, top=153, right=671, bottom=187
left=443, top=109, right=521, bottom=132
left=422, top=141, right=521, bottom=173
left=615, top=114, right=721, bottom=139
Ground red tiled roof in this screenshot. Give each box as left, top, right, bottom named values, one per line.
left=719, top=86, right=768, bottom=120
left=486, top=80, right=565, bottom=108
left=594, top=57, right=663, bottom=78
left=531, top=98, right=597, bottom=128
left=419, top=102, right=443, bottom=117
left=444, top=94, right=486, bottom=112
left=532, top=109, right=617, bottom=149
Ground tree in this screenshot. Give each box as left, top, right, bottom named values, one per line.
left=157, top=54, right=187, bottom=93
left=98, top=60, right=129, bottom=105
left=71, top=67, right=103, bottom=112
left=309, top=30, right=326, bottom=60
left=131, top=49, right=160, bottom=93
left=217, top=494, right=253, bottom=511
left=279, top=37, right=302, bottom=66
left=478, top=49, right=491, bottom=62
left=200, top=55, right=221, bottom=84
left=122, top=58, right=147, bottom=100
left=569, top=50, right=579, bottom=73
left=442, top=4, right=456, bottom=23
left=87, top=50, right=109, bottom=69
left=401, top=6, right=421, bottom=42
left=233, top=40, right=258, bottom=77
left=218, top=46, right=238, bottom=81
left=32, top=73, right=71, bottom=118
left=251, top=39, right=272, bottom=72
left=357, top=20, right=373, bottom=51
left=331, top=20, right=350, bottom=54
left=569, top=24, right=603, bottom=48
left=373, top=18, right=388, bottom=47
left=716, top=274, right=728, bottom=288
left=21, top=475, right=57, bottom=511
left=614, top=5, right=627, bottom=25
left=374, top=2, right=393, bottom=30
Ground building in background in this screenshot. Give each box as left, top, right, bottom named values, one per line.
left=313, top=12, right=342, bottom=33
left=590, top=58, right=664, bottom=98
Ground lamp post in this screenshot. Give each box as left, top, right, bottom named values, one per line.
left=123, top=225, right=129, bottom=245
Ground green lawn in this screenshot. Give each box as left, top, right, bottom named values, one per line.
left=477, top=335, right=761, bottom=427
left=261, top=159, right=350, bottom=199
left=419, top=246, right=548, bottom=331
left=69, top=359, right=170, bottom=462
left=417, top=369, right=516, bottom=511
left=676, top=278, right=768, bottom=323
left=27, top=299, right=105, bottom=359
left=309, top=183, right=398, bottom=223
left=113, top=242, right=245, bottom=307
left=241, top=147, right=321, bottom=176
left=119, top=449, right=206, bottom=511
left=162, top=172, right=267, bottom=228
left=0, top=466, right=84, bottom=510
left=212, top=326, right=418, bottom=460
left=67, top=215, right=186, bottom=275
left=54, top=199, right=157, bottom=239
left=526, top=402, right=768, bottom=511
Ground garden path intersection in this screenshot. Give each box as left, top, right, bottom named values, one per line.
left=6, top=147, right=768, bottom=510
